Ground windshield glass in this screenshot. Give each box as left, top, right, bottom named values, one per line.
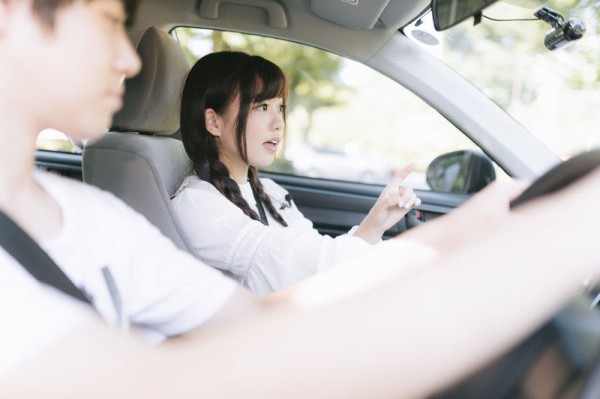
left=405, top=0, right=600, bottom=159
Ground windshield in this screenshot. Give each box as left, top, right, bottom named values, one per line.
left=405, top=0, right=600, bottom=159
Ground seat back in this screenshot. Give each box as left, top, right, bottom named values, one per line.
left=82, top=27, right=195, bottom=254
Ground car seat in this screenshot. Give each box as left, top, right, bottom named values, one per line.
left=82, top=27, right=196, bottom=254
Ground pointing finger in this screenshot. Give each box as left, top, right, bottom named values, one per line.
left=394, top=162, right=416, bottom=181
left=385, top=163, right=417, bottom=190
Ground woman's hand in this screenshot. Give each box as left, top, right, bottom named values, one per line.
left=354, top=163, right=421, bottom=244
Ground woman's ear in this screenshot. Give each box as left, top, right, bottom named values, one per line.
left=204, top=108, right=221, bottom=137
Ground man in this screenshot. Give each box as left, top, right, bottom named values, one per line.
left=1, top=1, right=599, bottom=397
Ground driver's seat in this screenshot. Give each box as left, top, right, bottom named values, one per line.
left=82, top=27, right=195, bottom=254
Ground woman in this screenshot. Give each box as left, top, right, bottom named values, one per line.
left=173, top=51, right=421, bottom=293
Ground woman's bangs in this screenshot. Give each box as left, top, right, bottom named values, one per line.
left=251, top=63, right=288, bottom=103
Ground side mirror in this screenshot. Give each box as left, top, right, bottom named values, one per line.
left=426, top=150, right=496, bottom=194
left=432, top=0, right=498, bottom=31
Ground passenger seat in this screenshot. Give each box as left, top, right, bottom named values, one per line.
left=82, top=27, right=196, bottom=255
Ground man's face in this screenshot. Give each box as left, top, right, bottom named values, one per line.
left=8, top=0, right=141, bottom=140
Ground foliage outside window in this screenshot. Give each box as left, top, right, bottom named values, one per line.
left=173, top=28, right=493, bottom=188
left=407, top=0, right=600, bottom=159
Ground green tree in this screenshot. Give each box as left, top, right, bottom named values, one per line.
left=437, top=0, right=600, bottom=156
left=174, top=28, right=346, bottom=145
left=441, top=0, right=600, bottom=110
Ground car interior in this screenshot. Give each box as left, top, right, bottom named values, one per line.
left=82, top=26, right=196, bottom=254
left=33, top=0, right=600, bottom=397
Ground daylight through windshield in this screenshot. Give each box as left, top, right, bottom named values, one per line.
left=407, top=0, right=600, bottom=159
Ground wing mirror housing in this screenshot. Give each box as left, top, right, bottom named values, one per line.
left=426, top=150, right=496, bottom=193
left=432, top=0, right=498, bottom=31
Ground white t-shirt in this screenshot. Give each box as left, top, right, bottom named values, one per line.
left=24, top=172, right=237, bottom=341
left=171, top=176, right=371, bottom=294
left=0, top=250, right=96, bottom=382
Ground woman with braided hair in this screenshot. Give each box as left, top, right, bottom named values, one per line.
left=173, top=51, right=421, bottom=294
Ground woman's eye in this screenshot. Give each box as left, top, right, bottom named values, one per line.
left=279, top=104, right=286, bottom=112
left=256, top=104, right=268, bottom=111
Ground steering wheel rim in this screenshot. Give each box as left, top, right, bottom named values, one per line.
left=437, top=148, right=600, bottom=399
left=512, top=148, right=600, bottom=398
left=510, top=148, right=600, bottom=209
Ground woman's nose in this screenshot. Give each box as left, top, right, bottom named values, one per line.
left=272, top=109, right=285, bottom=130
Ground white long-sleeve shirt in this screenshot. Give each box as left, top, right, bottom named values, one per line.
left=171, top=175, right=371, bottom=294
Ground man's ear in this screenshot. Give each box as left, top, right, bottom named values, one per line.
left=0, top=0, right=26, bottom=33
left=0, top=1, right=10, bottom=36
left=204, top=109, right=221, bottom=137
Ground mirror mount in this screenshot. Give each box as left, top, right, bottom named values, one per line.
left=473, top=11, right=482, bottom=26
left=431, top=0, right=497, bottom=31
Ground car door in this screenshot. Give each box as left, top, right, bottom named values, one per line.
left=263, top=171, right=469, bottom=239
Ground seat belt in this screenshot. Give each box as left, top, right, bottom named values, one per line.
left=0, top=210, right=91, bottom=304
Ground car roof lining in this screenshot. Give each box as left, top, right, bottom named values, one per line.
left=129, top=0, right=431, bottom=63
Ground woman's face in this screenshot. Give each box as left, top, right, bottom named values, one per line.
left=216, top=96, right=285, bottom=176
left=245, top=97, right=285, bottom=168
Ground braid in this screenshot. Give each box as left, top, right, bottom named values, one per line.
left=248, top=168, right=288, bottom=227
left=203, top=159, right=264, bottom=223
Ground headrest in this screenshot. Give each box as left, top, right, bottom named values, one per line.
left=111, top=27, right=190, bottom=136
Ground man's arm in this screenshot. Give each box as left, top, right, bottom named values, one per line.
left=5, top=170, right=600, bottom=398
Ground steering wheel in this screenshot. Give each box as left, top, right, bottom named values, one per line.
left=510, top=148, right=600, bottom=209
left=436, top=148, right=600, bottom=399
left=514, top=149, right=600, bottom=399
left=512, top=149, right=600, bottom=398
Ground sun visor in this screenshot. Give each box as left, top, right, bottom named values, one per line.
left=310, top=0, right=428, bottom=30
left=310, top=0, right=388, bottom=29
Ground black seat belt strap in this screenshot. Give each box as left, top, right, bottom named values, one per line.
left=251, top=184, right=269, bottom=225
left=0, top=210, right=91, bottom=304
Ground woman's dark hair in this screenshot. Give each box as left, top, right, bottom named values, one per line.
left=180, top=51, right=288, bottom=226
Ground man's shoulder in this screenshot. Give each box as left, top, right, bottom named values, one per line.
left=35, top=171, right=143, bottom=221
left=36, top=171, right=118, bottom=200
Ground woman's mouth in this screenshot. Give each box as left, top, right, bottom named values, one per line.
left=264, top=138, right=280, bottom=152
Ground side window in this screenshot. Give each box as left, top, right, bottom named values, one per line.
left=36, top=128, right=82, bottom=154
left=35, top=128, right=83, bottom=180
left=173, top=28, right=508, bottom=190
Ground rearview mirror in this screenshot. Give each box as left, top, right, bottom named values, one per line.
left=426, top=150, right=496, bottom=194
left=432, top=0, right=498, bottom=31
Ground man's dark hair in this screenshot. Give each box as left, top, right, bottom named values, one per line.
left=31, top=0, right=139, bottom=28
